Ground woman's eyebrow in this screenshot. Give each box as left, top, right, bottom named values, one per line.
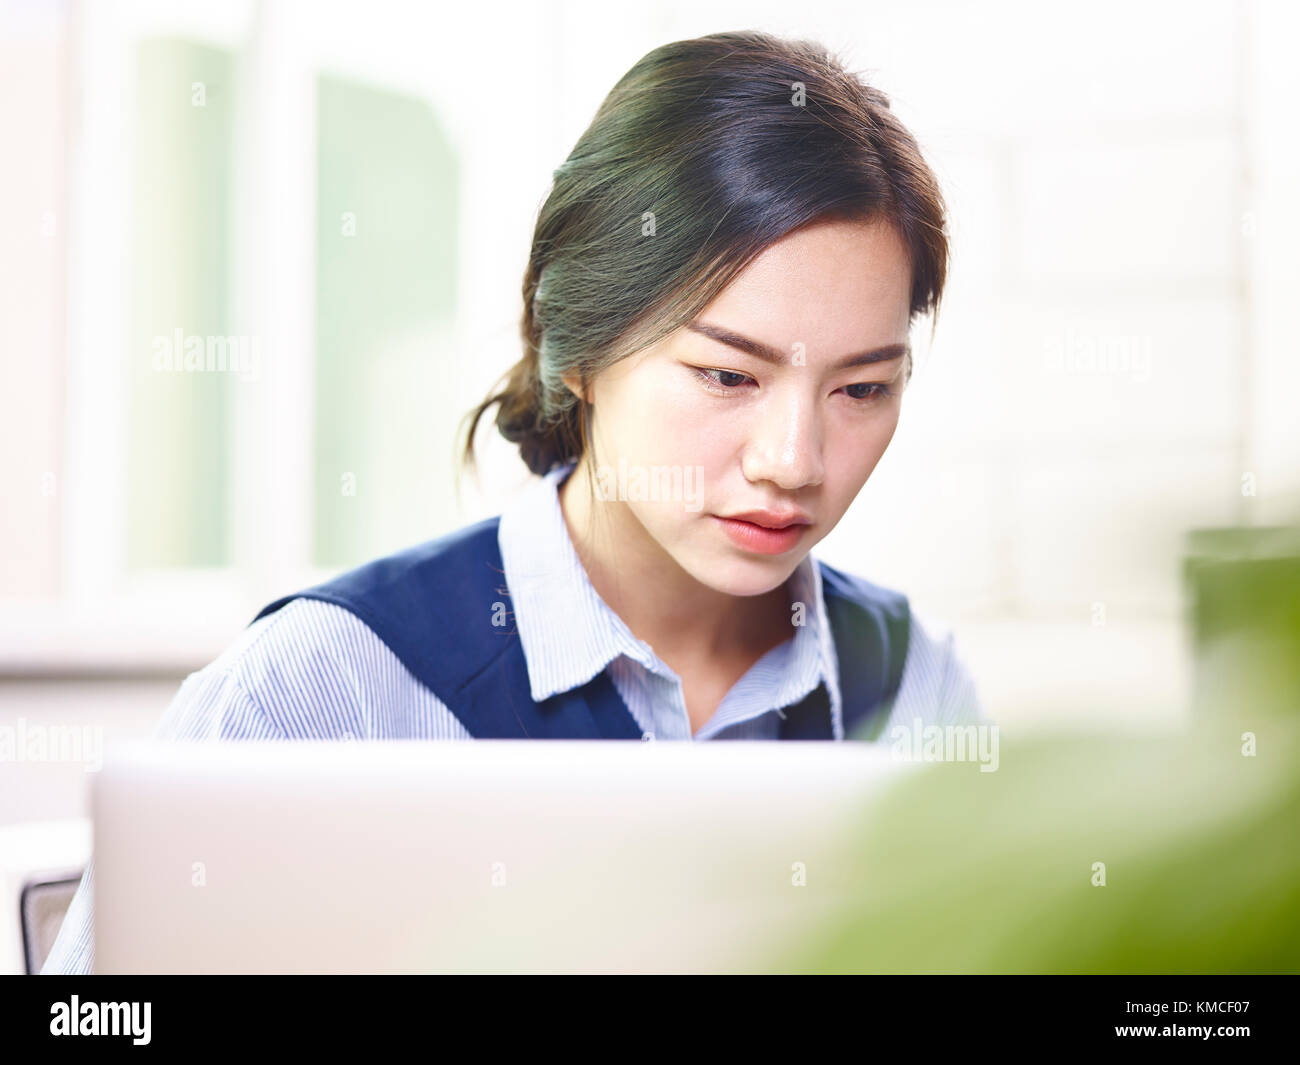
left=686, top=319, right=909, bottom=369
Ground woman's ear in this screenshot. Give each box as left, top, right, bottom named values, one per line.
left=560, top=371, right=588, bottom=404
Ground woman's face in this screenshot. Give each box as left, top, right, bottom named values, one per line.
left=566, top=216, right=914, bottom=598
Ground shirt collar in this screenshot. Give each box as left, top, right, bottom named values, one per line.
left=498, top=460, right=845, bottom=738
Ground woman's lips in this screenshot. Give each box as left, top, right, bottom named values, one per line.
left=712, top=515, right=808, bottom=555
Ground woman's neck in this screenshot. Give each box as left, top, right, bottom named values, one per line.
left=556, top=459, right=793, bottom=671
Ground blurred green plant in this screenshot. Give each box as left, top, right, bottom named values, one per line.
left=765, top=525, right=1300, bottom=973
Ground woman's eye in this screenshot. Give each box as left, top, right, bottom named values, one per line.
left=695, top=367, right=753, bottom=390
left=843, top=382, right=894, bottom=401
left=693, top=367, right=894, bottom=403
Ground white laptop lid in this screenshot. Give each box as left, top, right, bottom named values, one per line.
left=93, top=739, right=915, bottom=973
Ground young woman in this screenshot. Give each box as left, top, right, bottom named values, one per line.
left=41, top=29, right=985, bottom=975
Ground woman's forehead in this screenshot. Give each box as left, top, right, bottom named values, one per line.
left=704, top=221, right=908, bottom=323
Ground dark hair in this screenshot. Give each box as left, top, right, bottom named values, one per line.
left=458, top=29, right=949, bottom=484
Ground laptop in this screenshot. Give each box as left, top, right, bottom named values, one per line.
left=93, top=738, right=916, bottom=973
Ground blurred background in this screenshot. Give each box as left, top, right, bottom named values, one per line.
left=2, top=0, right=1298, bottom=922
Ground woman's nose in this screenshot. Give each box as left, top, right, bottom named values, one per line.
left=740, top=392, right=825, bottom=491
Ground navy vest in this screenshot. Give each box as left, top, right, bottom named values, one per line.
left=252, top=515, right=910, bottom=740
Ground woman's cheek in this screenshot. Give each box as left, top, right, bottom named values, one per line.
left=603, top=377, right=700, bottom=468
left=657, top=374, right=718, bottom=425
left=845, top=407, right=902, bottom=485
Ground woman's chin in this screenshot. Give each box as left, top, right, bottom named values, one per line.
left=675, top=549, right=801, bottom=599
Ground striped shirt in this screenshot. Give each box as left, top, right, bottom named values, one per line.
left=40, top=460, right=986, bottom=974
